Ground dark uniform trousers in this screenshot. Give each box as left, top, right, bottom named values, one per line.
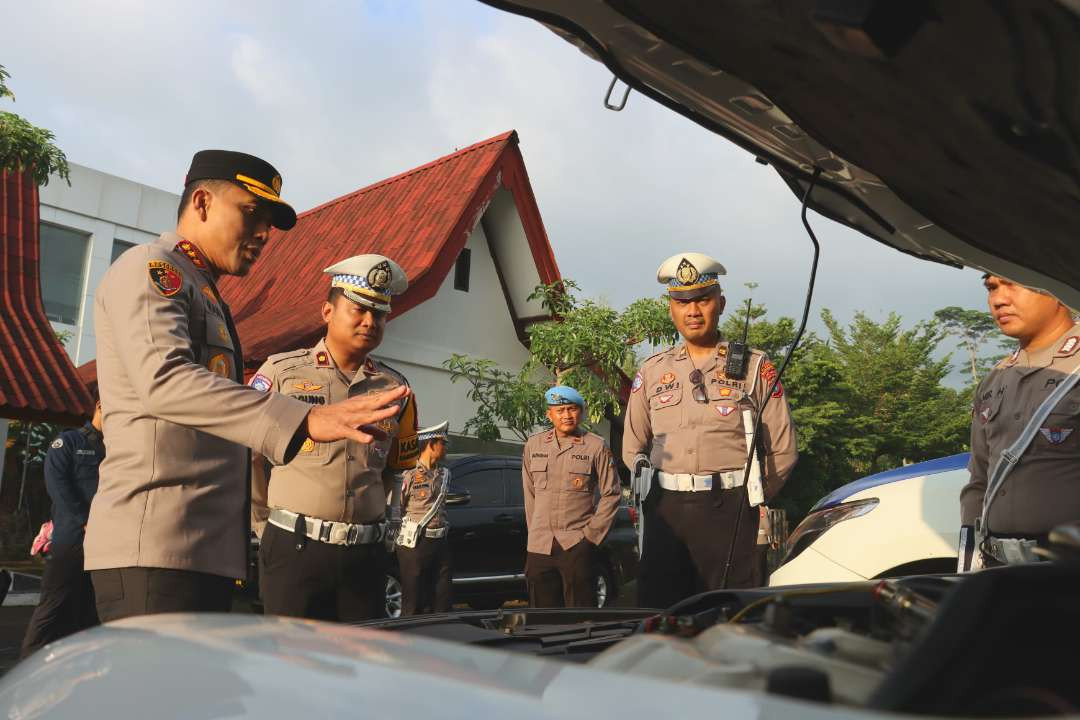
left=526, top=539, right=595, bottom=608
left=259, top=523, right=386, bottom=621
left=21, top=545, right=99, bottom=656
left=638, top=486, right=760, bottom=609
left=395, top=536, right=452, bottom=615
left=91, top=566, right=234, bottom=623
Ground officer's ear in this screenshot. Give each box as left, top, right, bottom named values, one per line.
left=716, top=291, right=727, bottom=315
left=190, top=185, right=214, bottom=221
left=321, top=300, right=335, bottom=325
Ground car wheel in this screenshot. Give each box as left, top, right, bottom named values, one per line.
left=385, top=574, right=402, bottom=619
left=595, top=564, right=616, bottom=608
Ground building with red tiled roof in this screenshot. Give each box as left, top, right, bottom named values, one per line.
left=217, top=130, right=561, bottom=447
left=0, top=169, right=95, bottom=426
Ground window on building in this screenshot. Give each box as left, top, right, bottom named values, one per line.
left=111, top=239, right=136, bottom=264
left=453, top=248, right=471, bottom=292
left=453, top=468, right=505, bottom=507
left=39, top=223, right=90, bottom=326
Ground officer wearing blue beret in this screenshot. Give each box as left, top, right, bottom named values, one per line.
left=521, top=386, right=621, bottom=607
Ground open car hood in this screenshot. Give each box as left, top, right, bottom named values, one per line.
left=481, top=0, right=1080, bottom=308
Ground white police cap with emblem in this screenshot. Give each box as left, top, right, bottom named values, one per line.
left=324, top=254, right=408, bottom=313
left=656, top=252, right=727, bottom=299
left=417, top=420, right=449, bottom=443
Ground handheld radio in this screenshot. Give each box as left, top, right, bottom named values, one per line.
left=724, top=298, right=753, bottom=379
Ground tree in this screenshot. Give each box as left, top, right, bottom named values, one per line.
left=0, top=63, right=69, bottom=185
left=445, top=280, right=676, bottom=440
left=934, top=306, right=1007, bottom=386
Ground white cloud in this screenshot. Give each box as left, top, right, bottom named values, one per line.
left=2, top=0, right=989, bottom=373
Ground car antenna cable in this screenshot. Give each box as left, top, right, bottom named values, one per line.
left=721, top=167, right=823, bottom=590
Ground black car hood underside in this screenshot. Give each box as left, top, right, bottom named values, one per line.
left=480, top=0, right=1080, bottom=307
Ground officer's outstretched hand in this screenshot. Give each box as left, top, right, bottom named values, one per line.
left=307, top=385, right=410, bottom=444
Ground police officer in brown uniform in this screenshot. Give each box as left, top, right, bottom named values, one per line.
left=959, top=274, right=1080, bottom=570
left=395, top=421, right=453, bottom=615
left=87, top=152, right=407, bottom=622
left=522, top=386, right=621, bottom=608
left=250, top=254, right=419, bottom=621
left=623, top=253, right=798, bottom=608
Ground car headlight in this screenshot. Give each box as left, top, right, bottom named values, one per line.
left=780, top=498, right=880, bottom=565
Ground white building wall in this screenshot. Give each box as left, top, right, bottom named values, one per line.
left=38, top=163, right=178, bottom=365
left=375, top=222, right=532, bottom=443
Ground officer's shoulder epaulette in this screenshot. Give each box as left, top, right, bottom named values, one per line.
left=526, top=428, right=551, bottom=444
left=995, top=347, right=1021, bottom=369
left=373, top=358, right=409, bottom=385
left=641, top=348, right=673, bottom=368
left=265, top=348, right=311, bottom=371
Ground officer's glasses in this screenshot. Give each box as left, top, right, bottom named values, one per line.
left=689, top=369, right=708, bottom=404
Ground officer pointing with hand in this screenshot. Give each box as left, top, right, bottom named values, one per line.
left=87, top=151, right=406, bottom=622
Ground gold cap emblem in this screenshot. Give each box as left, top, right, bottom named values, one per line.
left=367, top=260, right=392, bottom=291
left=271, top=175, right=282, bottom=195
left=676, top=258, right=700, bottom=285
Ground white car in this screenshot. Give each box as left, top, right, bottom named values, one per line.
left=770, top=454, right=969, bottom=586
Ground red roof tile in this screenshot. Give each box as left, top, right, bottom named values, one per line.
left=219, top=130, right=561, bottom=365
left=0, top=170, right=95, bottom=423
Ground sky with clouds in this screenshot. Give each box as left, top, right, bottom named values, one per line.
left=3, top=0, right=993, bottom=368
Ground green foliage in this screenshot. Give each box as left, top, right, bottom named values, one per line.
left=443, top=355, right=546, bottom=442
left=934, top=306, right=1009, bottom=386
left=0, top=63, right=69, bottom=186
left=447, top=280, right=676, bottom=438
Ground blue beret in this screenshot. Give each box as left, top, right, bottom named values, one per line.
left=545, top=385, right=584, bottom=408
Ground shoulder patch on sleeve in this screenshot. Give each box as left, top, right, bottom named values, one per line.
left=51, top=438, right=64, bottom=449
left=147, top=260, right=183, bottom=297
left=249, top=373, right=272, bottom=392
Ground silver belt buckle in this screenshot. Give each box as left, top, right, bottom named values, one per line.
left=346, top=524, right=360, bottom=545
left=316, top=520, right=332, bottom=543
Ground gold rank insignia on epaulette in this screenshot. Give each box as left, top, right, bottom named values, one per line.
left=315, top=351, right=331, bottom=367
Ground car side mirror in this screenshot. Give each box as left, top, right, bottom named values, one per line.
left=446, top=489, right=471, bottom=506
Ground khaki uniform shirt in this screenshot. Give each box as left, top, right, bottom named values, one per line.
left=961, top=323, right=1080, bottom=534
left=401, top=462, right=450, bottom=530
left=622, top=342, right=798, bottom=498
left=86, top=233, right=310, bottom=579
left=250, top=339, right=418, bottom=530
left=522, top=429, right=621, bottom=555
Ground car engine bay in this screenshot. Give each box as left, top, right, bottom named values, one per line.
left=369, top=558, right=1080, bottom=717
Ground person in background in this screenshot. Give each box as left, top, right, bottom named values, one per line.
left=21, top=399, right=104, bottom=656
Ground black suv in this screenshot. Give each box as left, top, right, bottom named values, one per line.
left=383, top=454, right=639, bottom=617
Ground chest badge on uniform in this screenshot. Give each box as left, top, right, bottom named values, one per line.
left=416, top=487, right=430, bottom=500
left=148, top=260, right=182, bottom=297
left=1039, top=427, right=1074, bottom=444
left=300, top=438, right=315, bottom=453
left=293, top=381, right=323, bottom=392
left=660, top=372, right=676, bottom=384
left=207, top=353, right=231, bottom=378
left=572, top=476, right=586, bottom=490
left=658, top=394, right=674, bottom=404
left=715, top=405, right=736, bottom=417
left=51, top=438, right=63, bottom=449
left=719, top=387, right=733, bottom=398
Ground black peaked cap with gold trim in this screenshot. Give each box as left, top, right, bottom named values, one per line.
left=324, top=254, right=409, bottom=313
left=185, top=150, right=297, bottom=230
